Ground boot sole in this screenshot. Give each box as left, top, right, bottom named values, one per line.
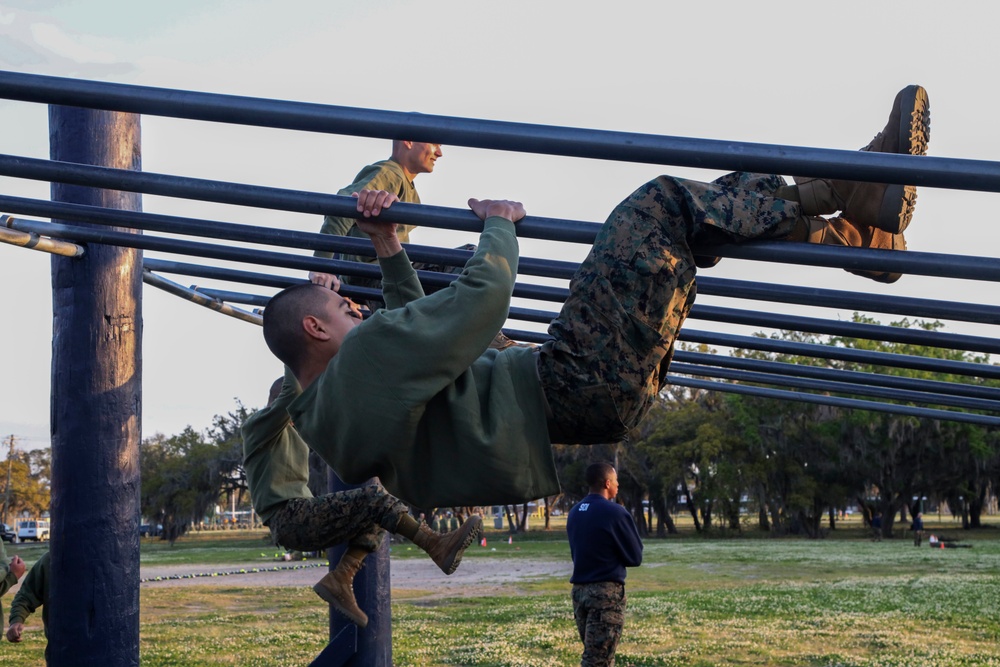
left=313, top=582, right=369, bottom=628
left=877, top=183, right=917, bottom=235
left=897, top=85, right=930, bottom=157
left=880, top=85, right=928, bottom=234
left=439, top=516, right=483, bottom=575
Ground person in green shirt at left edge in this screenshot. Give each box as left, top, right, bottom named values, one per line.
left=0, top=540, right=26, bottom=633
left=242, top=371, right=482, bottom=628
left=6, top=550, right=48, bottom=659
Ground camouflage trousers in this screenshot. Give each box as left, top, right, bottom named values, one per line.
left=268, top=482, right=408, bottom=553
left=572, top=581, right=627, bottom=667
left=538, top=172, right=800, bottom=444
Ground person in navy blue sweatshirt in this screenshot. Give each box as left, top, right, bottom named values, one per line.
left=567, top=462, right=644, bottom=667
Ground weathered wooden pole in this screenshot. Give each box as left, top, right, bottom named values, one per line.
left=48, top=106, right=142, bottom=666
left=311, top=472, right=391, bottom=667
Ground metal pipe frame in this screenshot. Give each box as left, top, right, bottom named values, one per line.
left=1, top=69, right=1000, bottom=192
left=665, top=376, right=1000, bottom=428
left=672, top=350, right=1000, bottom=402
left=140, top=257, right=1000, bottom=385
left=2, top=155, right=999, bottom=282
left=667, top=362, right=1000, bottom=413
left=0, top=221, right=83, bottom=257
left=7, top=194, right=1000, bottom=327
left=8, top=193, right=1000, bottom=314
left=142, top=271, right=262, bottom=325
left=10, top=215, right=1000, bottom=371
left=5, top=203, right=1000, bottom=350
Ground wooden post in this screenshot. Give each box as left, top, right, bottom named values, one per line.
left=48, top=106, right=142, bottom=666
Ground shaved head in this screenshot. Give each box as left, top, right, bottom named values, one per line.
left=585, top=462, right=616, bottom=491
left=262, top=283, right=330, bottom=371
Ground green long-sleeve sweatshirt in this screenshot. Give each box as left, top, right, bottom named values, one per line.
left=241, top=367, right=311, bottom=525
left=8, top=550, right=48, bottom=636
left=288, top=216, right=559, bottom=508
left=0, top=540, right=20, bottom=623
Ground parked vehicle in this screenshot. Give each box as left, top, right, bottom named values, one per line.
left=0, top=523, right=15, bottom=543
left=139, top=523, right=163, bottom=538
left=17, top=519, right=50, bottom=542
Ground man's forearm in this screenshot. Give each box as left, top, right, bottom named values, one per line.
left=369, top=234, right=403, bottom=258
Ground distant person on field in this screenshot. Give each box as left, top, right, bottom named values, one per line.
left=871, top=511, right=883, bottom=541
left=910, top=512, right=925, bottom=547
left=567, top=462, right=643, bottom=667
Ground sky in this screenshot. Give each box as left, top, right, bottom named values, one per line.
left=1, top=0, right=999, bottom=450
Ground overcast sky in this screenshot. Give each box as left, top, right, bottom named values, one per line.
left=1, top=1, right=998, bottom=450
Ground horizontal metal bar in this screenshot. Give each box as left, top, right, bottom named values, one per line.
left=505, top=326, right=1000, bottom=425
left=143, top=257, right=299, bottom=288
left=678, top=328, right=1000, bottom=381
left=20, top=213, right=999, bottom=360
left=142, top=271, right=262, bottom=325
left=0, top=194, right=577, bottom=280
left=666, top=376, right=1000, bottom=428
left=668, top=362, right=1000, bottom=412
left=691, top=304, right=1000, bottom=356
left=3, top=156, right=998, bottom=282
left=190, top=287, right=271, bottom=308
left=1, top=70, right=998, bottom=192
left=700, top=240, right=1000, bottom=283
left=14, top=189, right=994, bottom=326
left=697, top=277, right=1000, bottom=326
left=0, top=217, right=83, bottom=257
left=139, top=248, right=1000, bottom=381
left=673, top=350, right=1000, bottom=403
left=0, top=153, right=600, bottom=244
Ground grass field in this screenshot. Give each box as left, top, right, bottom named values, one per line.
left=2, top=518, right=1000, bottom=666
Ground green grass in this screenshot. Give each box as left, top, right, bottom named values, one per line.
left=2, top=521, right=1000, bottom=666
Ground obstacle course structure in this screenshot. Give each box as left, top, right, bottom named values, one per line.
left=2, top=70, right=999, bottom=666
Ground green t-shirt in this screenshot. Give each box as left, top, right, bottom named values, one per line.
left=315, top=159, right=419, bottom=272
left=8, top=550, right=48, bottom=636
left=289, top=217, right=558, bottom=508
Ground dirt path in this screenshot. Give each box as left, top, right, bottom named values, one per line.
left=141, top=557, right=572, bottom=599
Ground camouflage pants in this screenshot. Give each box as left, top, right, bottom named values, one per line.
left=268, top=482, right=408, bottom=553
left=538, top=172, right=800, bottom=444
left=572, top=582, right=627, bottom=667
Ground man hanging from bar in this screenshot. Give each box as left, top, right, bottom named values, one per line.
left=242, top=368, right=483, bottom=628
left=261, top=85, right=929, bottom=509
left=241, top=370, right=482, bottom=628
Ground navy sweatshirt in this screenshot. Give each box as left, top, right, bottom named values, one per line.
left=567, top=494, right=644, bottom=584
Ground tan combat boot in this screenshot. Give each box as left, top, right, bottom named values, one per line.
left=794, top=85, right=930, bottom=234
left=313, top=551, right=369, bottom=627
left=412, top=515, right=483, bottom=575
left=794, top=215, right=906, bottom=283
